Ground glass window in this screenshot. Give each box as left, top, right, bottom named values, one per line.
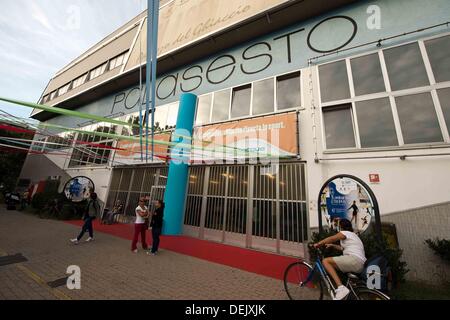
left=153, top=105, right=169, bottom=132
left=50, top=91, right=57, bottom=100
left=125, top=113, right=141, bottom=136
left=437, top=87, right=450, bottom=135
left=425, top=35, right=450, bottom=83
left=319, top=61, right=350, bottom=103
left=73, top=73, right=88, bottom=89
left=323, top=104, right=356, bottom=149
left=276, top=72, right=301, bottom=110
left=47, top=134, right=72, bottom=150
left=355, top=98, right=398, bottom=148
left=69, top=124, right=113, bottom=167
left=166, top=102, right=179, bottom=129
left=196, top=94, right=212, bottom=125
left=231, top=84, right=251, bottom=118
left=351, top=53, right=386, bottom=96
left=252, top=78, right=274, bottom=115
left=211, top=89, right=230, bottom=122
left=109, top=52, right=127, bottom=71
left=89, top=62, right=108, bottom=80
left=383, top=43, right=429, bottom=91
left=396, top=92, right=443, bottom=144
left=58, top=83, right=71, bottom=96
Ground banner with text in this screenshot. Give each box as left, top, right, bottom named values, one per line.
left=191, top=112, right=298, bottom=163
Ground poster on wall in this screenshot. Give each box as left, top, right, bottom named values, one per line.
left=319, top=176, right=378, bottom=235
left=191, top=112, right=298, bottom=163
left=63, top=176, right=95, bottom=203
left=114, top=133, right=171, bottom=165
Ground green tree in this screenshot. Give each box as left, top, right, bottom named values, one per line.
left=0, top=125, right=34, bottom=191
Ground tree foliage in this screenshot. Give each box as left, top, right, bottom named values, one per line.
left=0, top=127, right=33, bottom=191
left=425, top=238, right=450, bottom=263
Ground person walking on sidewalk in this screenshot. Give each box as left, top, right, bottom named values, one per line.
left=71, top=193, right=100, bottom=244
left=148, top=200, right=164, bottom=256
left=131, top=198, right=149, bottom=253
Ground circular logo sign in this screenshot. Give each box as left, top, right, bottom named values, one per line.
left=319, top=175, right=378, bottom=235
left=63, top=176, right=95, bottom=203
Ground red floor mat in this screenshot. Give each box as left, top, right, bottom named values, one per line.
left=65, top=220, right=299, bottom=281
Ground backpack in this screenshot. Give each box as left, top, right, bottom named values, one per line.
left=86, top=200, right=100, bottom=219
left=360, top=254, right=391, bottom=292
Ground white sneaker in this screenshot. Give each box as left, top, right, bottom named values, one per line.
left=132, top=249, right=138, bottom=253
left=333, top=286, right=350, bottom=300
left=70, top=239, right=79, bottom=245
left=85, top=237, right=94, bottom=242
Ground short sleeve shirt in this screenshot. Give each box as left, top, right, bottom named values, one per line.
left=135, top=206, right=148, bottom=224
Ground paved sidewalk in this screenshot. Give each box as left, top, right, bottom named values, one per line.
left=0, top=208, right=288, bottom=300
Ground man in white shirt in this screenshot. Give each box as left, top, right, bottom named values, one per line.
left=314, top=219, right=367, bottom=300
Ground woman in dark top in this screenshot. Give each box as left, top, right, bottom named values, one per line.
left=148, top=200, right=164, bottom=256
left=71, top=193, right=100, bottom=244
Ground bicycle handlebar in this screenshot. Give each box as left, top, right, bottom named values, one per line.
left=308, top=243, right=325, bottom=259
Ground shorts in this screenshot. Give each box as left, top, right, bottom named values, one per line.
left=333, top=255, right=365, bottom=274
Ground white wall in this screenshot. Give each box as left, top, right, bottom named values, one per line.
left=300, top=68, right=450, bottom=228
left=31, top=147, right=114, bottom=205
left=64, top=167, right=113, bottom=204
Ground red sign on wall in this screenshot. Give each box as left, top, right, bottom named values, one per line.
left=369, top=174, right=380, bottom=183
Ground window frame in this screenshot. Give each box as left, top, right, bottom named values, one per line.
left=58, top=82, right=71, bottom=97
left=195, top=93, right=213, bottom=126
left=68, top=123, right=117, bottom=168
left=193, top=70, right=303, bottom=128
left=322, top=103, right=358, bottom=150
left=49, top=90, right=58, bottom=100
left=251, top=77, right=275, bottom=116
left=109, top=51, right=128, bottom=71
left=89, top=62, right=108, bottom=81
left=275, top=71, right=302, bottom=112
left=42, top=95, right=50, bottom=104
left=72, top=73, right=88, bottom=89
left=317, top=32, right=450, bottom=153
left=231, top=84, right=252, bottom=119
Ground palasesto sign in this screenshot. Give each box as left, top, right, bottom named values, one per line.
left=125, top=0, right=290, bottom=70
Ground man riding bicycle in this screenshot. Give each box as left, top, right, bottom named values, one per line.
left=314, top=219, right=366, bottom=300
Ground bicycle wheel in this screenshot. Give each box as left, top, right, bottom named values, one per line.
left=352, top=287, right=390, bottom=300
left=283, top=261, right=324, bottom=300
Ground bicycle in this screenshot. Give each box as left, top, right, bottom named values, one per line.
left=283, top=245, right=390, bottom=300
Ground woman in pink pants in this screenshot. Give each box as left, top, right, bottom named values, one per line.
left=131, top=198, right=149, bottom=253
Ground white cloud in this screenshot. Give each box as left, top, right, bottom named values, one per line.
left=30, top=1, right=53, bottom=31
left=0, top=0, right=145, bottom=119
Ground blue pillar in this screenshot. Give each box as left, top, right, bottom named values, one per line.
left=163, top=93, right=197, bottom=235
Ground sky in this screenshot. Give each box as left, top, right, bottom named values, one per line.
left=0, top=0, right=146, bottom=120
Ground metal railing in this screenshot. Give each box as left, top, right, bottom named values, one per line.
left=184, top=162, right=309, bottom=252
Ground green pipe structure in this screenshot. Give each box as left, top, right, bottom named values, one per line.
left=0, top=97, right=136, bottom=128
left=0, top=100, right=287, bottom=159
left=0, top=100, right=243, bottom=153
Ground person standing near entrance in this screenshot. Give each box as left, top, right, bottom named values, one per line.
left=148, top=200, right=164, bottom=256
left=131, top=198, right=149, bottom=253
left=71, top=193, right=100, bottom=244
